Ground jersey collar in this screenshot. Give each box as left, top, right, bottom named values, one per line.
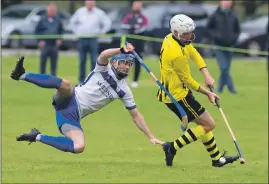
left=172, top=34, right=185, bottom=47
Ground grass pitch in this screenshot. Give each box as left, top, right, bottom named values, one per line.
left=2, top=55, right=268, bottom=183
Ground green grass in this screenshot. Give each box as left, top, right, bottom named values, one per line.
left=2, top=55, right=268, bottom=183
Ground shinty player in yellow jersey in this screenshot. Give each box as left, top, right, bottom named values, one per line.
left=158, top=14, right=239, bottom=167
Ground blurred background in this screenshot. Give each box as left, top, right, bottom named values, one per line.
left=1, top=0, right=268, bottom=58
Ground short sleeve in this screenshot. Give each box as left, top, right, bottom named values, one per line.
left=121, top=86, right=136, bottom=110
left=93, top=62, right=110, bottom=72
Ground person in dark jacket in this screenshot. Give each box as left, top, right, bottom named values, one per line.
left=121, top=1, right=148, bottom=88
left=35, top=3, right=63, bottom=76
left=207, top=0, right=240, bottom=94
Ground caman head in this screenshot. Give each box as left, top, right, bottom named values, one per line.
left=110, top=53, right=135, bottom=79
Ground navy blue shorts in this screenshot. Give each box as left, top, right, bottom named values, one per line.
left=52, top=92, right=82, bottom=134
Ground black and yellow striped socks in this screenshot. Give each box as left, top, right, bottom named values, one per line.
left=172, top=126, right=222, bottom=162
left=173, top=125, right=205, bottom=150
left=200, top=131, right=222, bottom=161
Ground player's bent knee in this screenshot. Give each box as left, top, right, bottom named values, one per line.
left=73, top=143, right=85, bottom=153
left=60, top=79, right=72, bottom=90
left=204, top=113, right=216, bottom=131
left=58, top=79, right=72, bottom=94
left=205, top=119, right=216, bottom=131
left=209, top=121, right=216, bottom=130
left=201, top=120, right=216, bottom=133
left=72, top=137, right=85, bottom=153
left=195, top=112, right=216, bottom=132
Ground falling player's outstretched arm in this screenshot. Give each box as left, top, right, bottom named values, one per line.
left=97, top=48, right=121, bottom=66
left=97, top=44, right=134, bottom=65
left=128, top=108, right=164, bottom=145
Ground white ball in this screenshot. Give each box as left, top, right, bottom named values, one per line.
left=219, top=157, right=226, bottom=163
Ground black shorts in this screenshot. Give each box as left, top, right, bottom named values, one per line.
left=165, top=91, right=205, bottom=122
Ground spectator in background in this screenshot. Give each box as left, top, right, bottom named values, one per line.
left=206, top=0, right=240, bottom=94
left=70, top=0, right=112, bottom=83
left=35, top=3, right=63, bottom=76
left=121, top=1, right=148, bottom=88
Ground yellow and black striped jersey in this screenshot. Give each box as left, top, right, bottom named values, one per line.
left=157, top=33, right=207, bottom=103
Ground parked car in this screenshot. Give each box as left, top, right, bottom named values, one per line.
left=235, top=15, right=268, bottom=57
left=1, top=4, right=74, bottom=50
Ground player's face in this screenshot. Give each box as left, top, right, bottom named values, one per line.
left=180, top=32, right=195, bottom=42
left=117, top=60, right=133, bottom=74
left=178, top=31, right=195, bottom=45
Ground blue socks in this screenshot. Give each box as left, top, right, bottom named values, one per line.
left=39, top=135, right=75, bottom=153
left=22, top=73, right=62, bottom=89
